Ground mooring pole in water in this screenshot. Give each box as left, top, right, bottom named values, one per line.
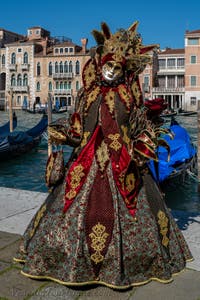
left=8, top=90, right=13, bottom=133
left=47, top=93, right=53, bottom=157
left=198, top=100, right=200, bottom=192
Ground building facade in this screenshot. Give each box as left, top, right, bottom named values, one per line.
left=0, top=26, right=90, bottom=111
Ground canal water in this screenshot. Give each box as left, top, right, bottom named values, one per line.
left=0, top=110, right=199, bottom=213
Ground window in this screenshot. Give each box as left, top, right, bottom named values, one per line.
left=36, top=81, right=40, bottom=91
left=56, top=81, right=59, bottom=89
left=17, top=95, right=21, bottom=105
left=69, top=61, right=73, bottom=73
left=11, top=53, right=16, bottom=64
left=55, top=62, right=58, bottom=73
left=36, top=30, right=40, bottom=35
left=60, top=61, right=63, bottom=73
left=60, top=81, right=63, bottom=89
left=37, top=62, right=41, bottom=76
left=17, top=74, right=22, bottom=86
left=143, top=76, right=149, bottom=92
left=11, top=74, right=16, bottom=86
left=158, top=76, right=165, bottom=88
left=18, top=48, right=22, bottom=53
left=68, top=96, right=71, bottom=106
left=76, top=81, right=79, bottom=91
left=55, top=48, right=59, bottom=54
left=2, top=54, right=5, bottom=65
left=167, top=75, right=175, bottom=88
left=188, top=38, right=199, bottom=45
left=23, top=52, right=28, bottom=64
left=64, top=61, right=68, bottom=73
left=48, top=62, right=52, bottom=75
left=190, top=97, right=197, bottom=106
left=60, top=48, right=63, bottom=54
left=177, top=75, right=184, bottom=87
left=23, top=74, right=28, bottom=86
left=75, top=61, right=80, bottom=75
left=69, top=47, right=73, bottom=53
left=190, top=76, right=196, bottom=86
left=158, top=59, right=166, bottom=69
left=65, top=48, right=68, bottom=53
left=190, top=55, right=197, bottom=64
left=177, top=58, right=184, bottom=68
left=167, top=58, right=175, bottom=68
left=48, top=81, right=52, bottom=91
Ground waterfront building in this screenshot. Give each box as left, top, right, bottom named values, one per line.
left=0, top=26, right=90, bottom=111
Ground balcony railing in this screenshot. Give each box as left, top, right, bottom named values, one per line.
left=8, top=85, right=29, bottom=92
left=8, top=64, right=17, bottom=71
left=20, top=63, right=29, bottom=71
left=54, top=89, right=72, bottom=95
left=52, top=72, right=73, bottom=79
left=152, top=87, right=185, bottom=93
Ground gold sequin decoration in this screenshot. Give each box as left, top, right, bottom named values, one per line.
left=121, top=125, right=130, bottom=146
left=81, top=131, right=90, bottom=147
left=73, top=117, right=82, bottom=136
left=125, top=173, right=135, bottom=192
left=89, top=222, right=109, bottom=264
left=85, top=86, right=101, bottom=112
left=83, top=60, right=97, bottom=90
left=157, top=210, right=169, bottom=247
left=104, top=89, right=115, bottom=114
left=131, top=81, right=141, bottom=107
left=66, top=164, right=85, bottom=199
left=96, top=141, right=109, bottom=172
left=30, top=204, right=46, bottom=238
left=108, top=133, right=122, bottom=151
left=118, top=85, right=131, bottom=110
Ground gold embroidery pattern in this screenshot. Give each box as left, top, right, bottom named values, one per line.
left=89, top=222, right=109, bottom=264
left=104, top=90, right=115, bottom=114
left=108, top=133, right=122, bottom=151
left=85, top=86, right=100, bottom=111
left=83, top=60, right=97, bottom=90
left=157, top=210, right=169, bottom=247
left=30, top=204, right=46, bottom=238
left=81, top=131, right=90, bottom=147
left=131, top=81, right=141, bottom=106
left=72, top=117, right=82, bottom=136
left=121, top=125, right=130, bottom=146
left=125, top=173, right=135, bottom=192
left=96, top=141, right=109, bottom=172
left=66, top=164, right=85, bottom=199
left=118, top=85, right=131, bottom=110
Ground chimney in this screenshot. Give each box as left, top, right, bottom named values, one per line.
left=41, top=37, right=48, bottom=55
left=81, top=38, right=88, bottom=54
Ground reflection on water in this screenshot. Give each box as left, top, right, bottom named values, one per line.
left=0, top=111, right=200, bottom=212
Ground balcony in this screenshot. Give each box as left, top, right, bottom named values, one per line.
left=8, top=64, right=17, bottom=71
left=54, top=89, right=72, bottom=95
left=9, top=85, right=29, bottom=93
left=52, top=72, right=73, bottom=79
left=20, top=64, right=29, bottom=71
left=152, top=87, right=185, bottom=93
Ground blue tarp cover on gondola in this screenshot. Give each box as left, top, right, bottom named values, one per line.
left=148, top=124, right=196, bottom=182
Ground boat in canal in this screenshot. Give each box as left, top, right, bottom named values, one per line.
left=0, top=113, right=48, bottom=160
left=0, top=113, right=17, bottom=137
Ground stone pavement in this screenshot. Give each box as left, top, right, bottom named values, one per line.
left=0, top=187, right=200, bottom=300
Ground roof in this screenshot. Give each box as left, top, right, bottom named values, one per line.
left=159, top=48, right=185, bottom=55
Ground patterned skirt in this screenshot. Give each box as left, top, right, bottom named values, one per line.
left=14, top=160, right=193, bottom=289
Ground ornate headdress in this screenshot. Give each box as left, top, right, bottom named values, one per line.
left=92, top=21, right=157, bottom=74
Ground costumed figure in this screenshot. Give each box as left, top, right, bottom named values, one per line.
left=14, top=21, right=193, bottom=289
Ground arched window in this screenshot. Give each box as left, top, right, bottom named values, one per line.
left=75, top=61, right=80, bottom=75
left=48, top=62, right=52, bottom=75
left=11, top=53, right=16, bottom=64
left=68, top=81, right=72, bottom=89
left=68, top=96, right=72, bottom=106
left=60, top=62, right=63, bottom=73
left=11, top=74, right=16, bottom=86
left=17, top=74, right=22, bottom=86
left=23, top=52, right=28, bottom=64
left=60, top=81, right=63, bottom=89
left=69, top=61, right=73, bottom=73
left=64, top=61, right=68, bottom=73
left=76, top=81, right=79, bottom=91
left=36, top=81, right=40, bottom=91
left=55, top=62, right=58, bottom=73
left=56, top=81, right=59, bottom=89
left=48, top=81, right=52, bottom=91
left=2, top=54, right=5, bottom=65
left=23, top=74, right=28, bottom=86
left=64, top=81, right=67, bottom=89
left=37, top=62, right=41, bottom=76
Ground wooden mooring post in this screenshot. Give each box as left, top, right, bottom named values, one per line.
left=198, top=100, right=200, bottom=192
left=47, top=93, right=53, bottom=157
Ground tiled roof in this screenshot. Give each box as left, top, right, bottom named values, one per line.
left=159, top=48, right=185, bottom=55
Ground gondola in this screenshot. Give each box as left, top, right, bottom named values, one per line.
left=148, top=118, right=197, bottom=185
left=178, top=110, right=197, bottom=116
left=0, top=113, right=17, bottom=137
left=0, top=113, right=48, bottom=160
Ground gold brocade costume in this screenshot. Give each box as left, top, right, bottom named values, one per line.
left=14, top=21, right=193, bottom=289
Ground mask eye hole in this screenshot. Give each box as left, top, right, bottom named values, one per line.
left=107, top=62, right=113, bottom=68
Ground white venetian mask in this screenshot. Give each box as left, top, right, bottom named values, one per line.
left=102, top=60, right=124, bottom=82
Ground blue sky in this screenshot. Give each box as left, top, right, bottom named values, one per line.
left=1, top=0, right=200, bottom=50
